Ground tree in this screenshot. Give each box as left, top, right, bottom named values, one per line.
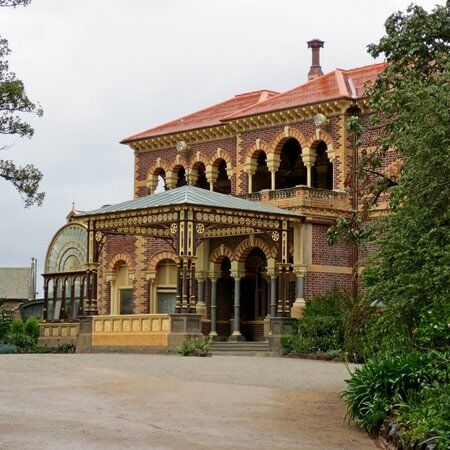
left=1, top=0, right=44, bottom=207
left=329, top=3, right=450, bottom=339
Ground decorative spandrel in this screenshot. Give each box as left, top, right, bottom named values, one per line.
left=46, top=224, right=88, bottom=273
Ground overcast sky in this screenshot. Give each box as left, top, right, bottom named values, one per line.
left=0, top=0, right=440, bottom=293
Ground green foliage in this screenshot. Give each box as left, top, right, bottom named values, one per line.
left=0, top=298, right=12, bottom=341
left=179, top=338, right=210, bottom=356
left=0, top=0, right=44, bottom=207
left=10, top=319, right=24, bottom=336
left=56, top=343, right=76, bottom=353
left=23, top=316, right=40, bottom=342
left=281, top=289, right=373, bottom=361
left=395, top=384, right=450, bottom=449
left=0, top=342, right=15, bottom=353
left=343, top=351, right=449, bottom=435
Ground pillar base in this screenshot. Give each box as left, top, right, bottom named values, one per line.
left=229, top=331, right=245, bottom=342
left=269, top=317, right=295, bottom=355
left=195, top=301, right=207, bottom=319
left=290, top=298, right=306, bottom=318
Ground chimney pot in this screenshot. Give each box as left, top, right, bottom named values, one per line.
left=307, top=39, right=324, bottom=81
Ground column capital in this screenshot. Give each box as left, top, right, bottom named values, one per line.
left=293, top=265, right=307, bottom=276
left=145, top=271, right=157, bottom=282
left=231, top=271, right=245, bottom=280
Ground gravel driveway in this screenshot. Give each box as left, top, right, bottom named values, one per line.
left=0, top=354, right=374, bottom=450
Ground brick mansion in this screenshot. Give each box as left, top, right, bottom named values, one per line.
left=40, top=41, right=390, bottom=350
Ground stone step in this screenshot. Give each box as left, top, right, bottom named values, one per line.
left=209, top=341, right=270, bottom=355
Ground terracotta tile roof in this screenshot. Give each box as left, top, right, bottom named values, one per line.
left=223, top=62, right=386, bottom=120
left=121, top=62, right=385, bottom=144
left=121, top=90, right=279, bottom=144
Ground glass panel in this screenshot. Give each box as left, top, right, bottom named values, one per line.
left=120, top=289, right=134, bottom=315
left=64, top=278, right=72, bottom=319
left=157, top=292, right=176, bottom=314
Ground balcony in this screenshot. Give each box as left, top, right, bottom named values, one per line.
left=237, top=186, right=350, bottom=216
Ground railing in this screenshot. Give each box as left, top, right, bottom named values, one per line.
left=237, top=186, right=349, bottom=213
left=239, top=192, right=262, bottom=202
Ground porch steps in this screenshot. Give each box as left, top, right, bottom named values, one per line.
left=209, top=341, right=270, bottom=357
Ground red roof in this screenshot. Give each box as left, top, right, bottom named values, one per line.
left=121, top=62, right=385, bottom=144
left=223, top=63, right=386, bottom=120
left=121, top=90, right=278, bottom=144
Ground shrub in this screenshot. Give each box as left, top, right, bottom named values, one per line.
left=394, top=384, right=450, bottom=449
left=56, top=343, right=76, bottom=353
left=281, top=289, right=371, bottom=360
left=280, top=335, right=314, bottom=355
left=0, top=342, right=16, bottom=354
left=179, top=338, right=210, bottom=356
left=10, top=334, right=36, bottom=353
left=342, top=351, right=449, bottom=435
left=23, top=317, right=40, bottom=343
left=10, top=319, right=24, bottom=336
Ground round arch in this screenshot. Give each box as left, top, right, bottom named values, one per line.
left=149, top=251, right=178, bottom=271
left=270, top=128, right=307, bottom=155
left=210, top=245, right=234, bottom=264
left=108, top=253, right=134, bottom=273
left=304, top=129, right=335, bottom=154
left=234, top=237, right=275, bottom=262
left=208, top=149, right=233, bottom=170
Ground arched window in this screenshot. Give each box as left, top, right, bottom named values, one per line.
left=214, top=159, right=231, bottom=194
left=312, top=141, right=333, bottom=190
left=275, top=138, right=306, bottom=189
left=193, top=162, right=209, bottom=190
left=156, top=259, right=177, bottom=313
left=252, top=151, right=271, bottom=192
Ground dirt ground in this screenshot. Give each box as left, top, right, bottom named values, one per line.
left=0, top=354, right=374, bottom=450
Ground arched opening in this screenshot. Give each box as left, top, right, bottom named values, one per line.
left=155, top=259, right=177, bottom=313
left=174, top=166, right=187, bottom=188
left=241, top=248, right=268, bottom=341
left=312, top=141, right=333, bottom=190
left=154, top=168, right=167, bottom=192
left=214, top=159, right=231, bottom=194
left=252, top=151, right=271, bottom=192
left=193, top=162, right=209, bottom=190
left=216, top=257, right=234, bottom=337
left=53, top=278, right=62, bottom=320
left=275, top=138, right=306, bottom=189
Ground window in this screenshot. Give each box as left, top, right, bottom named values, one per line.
left=120, top=289, right=134, bottom=315
left=156, top=259, right=177, bottom=313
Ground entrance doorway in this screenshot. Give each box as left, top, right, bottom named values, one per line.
left=240, top=248, right=268, bottom=341
left=216, top=257, right=234, bottom=338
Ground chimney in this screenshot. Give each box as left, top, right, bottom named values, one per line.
left=307, top=39, right=324, bottom=81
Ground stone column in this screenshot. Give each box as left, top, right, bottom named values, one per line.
left=205, top=165, right=218, bottom=192
left=247, top=170, right=254, bottom=193
left=107, top=276, right=116, bottom=315
left=302, top=147, right=316, bottom=188
left=230, top=273, right=244, bottom=340
left=209, top=277, right=218, bottom=338
left=145, top=272, right=156, bottom=313
left=269, top=168, right=276, bottom=190
left=195, top=274, right=207, bottom=318
left=270, top=274, right=277, bottom=318
left=291, top=271, right=306, bottom=318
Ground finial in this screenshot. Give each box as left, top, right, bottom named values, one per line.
left=72, top=201, right=76, bottom=212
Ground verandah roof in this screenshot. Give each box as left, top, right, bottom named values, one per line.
left=77, top=185, right=302, bottom=219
